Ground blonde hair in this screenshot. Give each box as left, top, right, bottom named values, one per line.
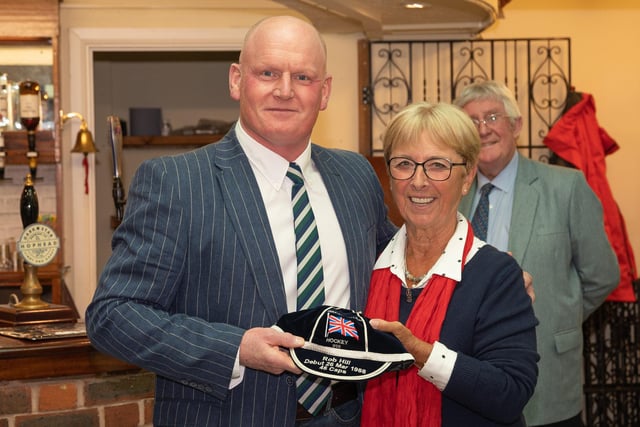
left=383, top=102, right=480, bottom=172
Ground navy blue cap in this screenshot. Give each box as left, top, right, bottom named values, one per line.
left=275, top=306, right=414, bottom=381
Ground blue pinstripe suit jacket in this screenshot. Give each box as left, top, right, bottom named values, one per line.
left=86, top=128, right=397, bottom=426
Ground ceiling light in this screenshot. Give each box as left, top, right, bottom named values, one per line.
left=405, top=3, right=426, bottom=9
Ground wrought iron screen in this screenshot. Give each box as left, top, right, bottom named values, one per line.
left=583, top=281, right=640, bottom=426
left=366, top=38, right=571, bottom=162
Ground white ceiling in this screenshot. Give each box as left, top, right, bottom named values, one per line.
left=270, top=0, right=505, bottom=39
left=60, top=0, right=506, bottom=40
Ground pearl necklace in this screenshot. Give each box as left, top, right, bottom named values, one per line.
left=404, top=260, right=426, bottom=303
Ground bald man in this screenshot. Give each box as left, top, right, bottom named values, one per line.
left=87, top=16, right=396, bottom=427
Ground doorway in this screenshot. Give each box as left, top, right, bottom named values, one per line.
left=92, top=50, right=239, bottom=279
left=65, top=27, right=246, bottom=316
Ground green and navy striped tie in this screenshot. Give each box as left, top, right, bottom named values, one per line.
left=287, top=162, right=332, bottom=416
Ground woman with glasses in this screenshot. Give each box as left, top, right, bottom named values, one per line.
left=361, top=102, right=539, bottom=427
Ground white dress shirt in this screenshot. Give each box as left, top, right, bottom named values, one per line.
left=230, top=120, right=350, bottom=387
left=235, top=121, right=350, bottom=312
left=472, top=151, right=519, bottom=251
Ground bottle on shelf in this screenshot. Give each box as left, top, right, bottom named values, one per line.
left=0, top=73, right=13, bottom=180
left=11, top=81, right=20, bottom=130
left=0, top=132, right=5, bottom=180
left=41, top=84, right=55, bottom=130
left=19, top=80, right=41, bottom=179
left=162, top=120, right=172, bottom=136
left=0, top=72, right=14, bottom=130
left=0, top=240, right=12, bottom=272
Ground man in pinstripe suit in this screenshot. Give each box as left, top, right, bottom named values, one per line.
left=86, top=15, right=397, bottom=427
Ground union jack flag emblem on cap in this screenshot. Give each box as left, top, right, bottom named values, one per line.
left=327, top=313, right=359, bottom=340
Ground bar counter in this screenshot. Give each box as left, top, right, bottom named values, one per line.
left=0, top=326, right=136, bottom=381
left=0, top=323, right=155, bottom=425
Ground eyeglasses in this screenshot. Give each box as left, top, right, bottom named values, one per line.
left=470, top=113, right=508, bottom=128
left=387, top=157, right=467, bottom=181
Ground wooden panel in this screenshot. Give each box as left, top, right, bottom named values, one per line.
left=367, top=155, right=403, bottom=226
left=2, top=130, right=58, bottom=165
left=0, top=0, right=59, bottom=39
left=0, top=330, right=139, bottom=380
left=358, top=38, right=371, bottom=155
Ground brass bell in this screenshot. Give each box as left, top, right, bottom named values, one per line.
left=61, top=110, right=99, bottom=194
left=60, top=110, right=99, bottom=155
left=71, top=121, right=98, bottom=154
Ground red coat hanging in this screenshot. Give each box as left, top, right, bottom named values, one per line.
left=544, top=91, right=637, bottom=302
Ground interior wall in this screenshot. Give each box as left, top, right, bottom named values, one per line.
left=59, top=1, right=639, bottom=316
left=483, top=0, right=640, bottom=280
left=92, top=52, right=240, bottom=278
left=59, top=3, right=360, bottom=317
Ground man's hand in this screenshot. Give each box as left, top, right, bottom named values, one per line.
left=507, top=251, right=535, bottom=303
left=239, top=327, right=304, bottom=375
left=523, top=270, right=535, bottom=302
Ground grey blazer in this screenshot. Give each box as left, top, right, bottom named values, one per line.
left=86, top=128, right=397, bottom=427
left=459, top=155, right=619, bottom=425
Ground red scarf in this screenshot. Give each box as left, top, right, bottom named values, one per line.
left=361, top=223, right=475, bottom=427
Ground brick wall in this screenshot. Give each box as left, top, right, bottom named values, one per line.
left=0, top=370, right=155, bottom=427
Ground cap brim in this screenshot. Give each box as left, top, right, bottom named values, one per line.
left=291, top=342, right=403, bottom=381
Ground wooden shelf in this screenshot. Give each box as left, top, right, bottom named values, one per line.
left=123, top=134, right=224, bottom=148
left=1, top=130, right=58, bottom=165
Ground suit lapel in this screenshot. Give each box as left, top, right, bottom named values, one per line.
left=460, top=155, right=539, bottom=263
left=214, top=134, right=288, bottom=322
left=459, top=180, right=476, bottom=217
left=509, top=156, right=539, bottom=263
left=311, top=148, right=364, bottom=309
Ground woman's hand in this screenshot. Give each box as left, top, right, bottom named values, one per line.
left=369, top=318, right=432, bottom=369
